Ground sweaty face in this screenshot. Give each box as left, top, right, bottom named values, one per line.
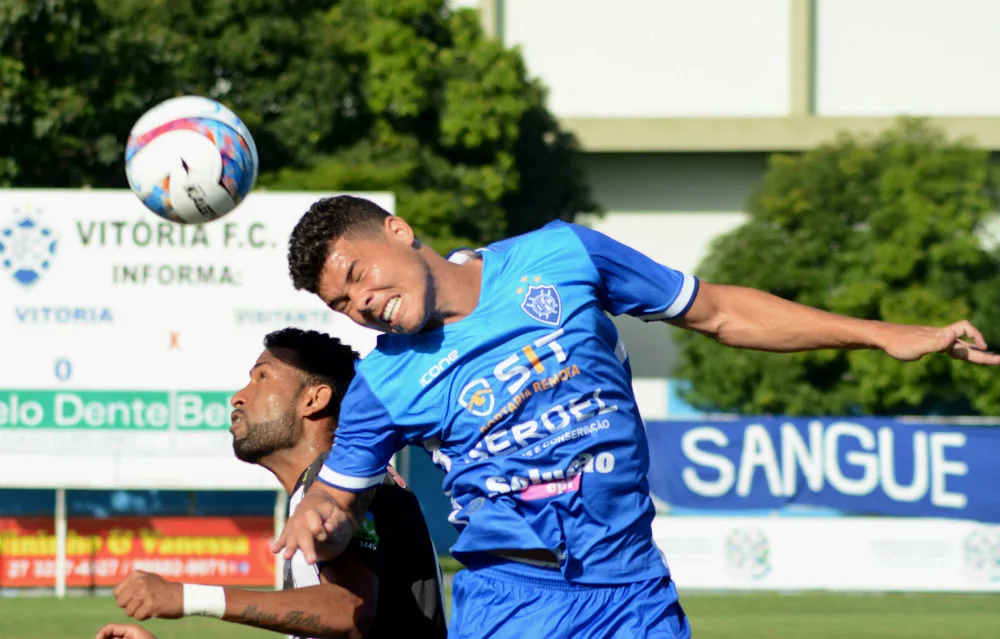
left=230, top=349, right=304, bottom=463
left=317, top=223, right=433, bottom=334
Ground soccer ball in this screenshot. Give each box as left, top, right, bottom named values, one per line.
left=125, top=96, right=259, bottom=224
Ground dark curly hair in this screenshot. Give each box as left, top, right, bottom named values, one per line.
left=288, top=195, right=392, bottom=294
left=263, top=327, right=359, bottom=421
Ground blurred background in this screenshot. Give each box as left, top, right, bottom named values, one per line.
left=1, top=1, right=998, bottom=637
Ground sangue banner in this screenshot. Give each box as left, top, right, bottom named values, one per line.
left=645, top=418, right=1000, bottom=524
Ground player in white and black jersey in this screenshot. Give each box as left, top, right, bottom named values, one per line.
left=97, top=328, right=447, bottom=639
left=284, top=453, right=445, bottom=639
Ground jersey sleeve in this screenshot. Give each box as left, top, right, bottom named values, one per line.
left=566, top=223, right=699, bottom=321
left=318, top=374, right=403, bottom=493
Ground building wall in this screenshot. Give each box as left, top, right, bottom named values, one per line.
left=579, top=153, right=765, bottom=378
left=498, top=0, right=1000, bottom=120
left=815, top=0, right=1000, bottom=116
left=503, top=0, right=791, bottom=118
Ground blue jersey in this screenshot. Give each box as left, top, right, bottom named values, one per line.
left=318, top=221, right=699, bottom=584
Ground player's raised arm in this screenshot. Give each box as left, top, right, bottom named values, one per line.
left=668, top=282, right=999, bottom=364
left=565, top=222, right=999, bottom=366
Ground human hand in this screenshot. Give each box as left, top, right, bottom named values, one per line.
left=270, top=485, right=354, bottom=564
left=95, top=623, right=158, bottom=639
left=881, top=320, right=1000, bottom=365
left=113, top=570, right=184, bottom=621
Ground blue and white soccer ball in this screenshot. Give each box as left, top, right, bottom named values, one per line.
left=125, top=96, right=259, bottom=224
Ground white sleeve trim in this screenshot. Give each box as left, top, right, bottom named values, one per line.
left=641, top=273, right=697, bottom=322
left=318, top=466, right=385, bottom=491
left=447, top=248, right=485, bottom=264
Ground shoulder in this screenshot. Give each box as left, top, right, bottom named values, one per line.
left=479, top=221, right=595, bottom=281
left=339, top=366, right=393, bottom=415
left=484, top=220, right=584, bottom=255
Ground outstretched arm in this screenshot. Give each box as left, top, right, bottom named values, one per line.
left=672, top=282, right=1000, bottom=364
left=219, top=558, right=376, bottom=639
left=113, top=555, right=377, bottom=639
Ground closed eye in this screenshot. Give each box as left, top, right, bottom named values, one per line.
left=329, top=297, right=348, bottom=313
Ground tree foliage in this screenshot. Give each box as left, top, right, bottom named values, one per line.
left=675, top=118, right=1000, bottom=417
left=0, top=0, right=596, bottom=250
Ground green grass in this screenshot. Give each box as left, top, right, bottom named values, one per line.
left=0, top=595, right=274, bottom=639
left=680, top=592, right=1000, bottom=638
left=1, top=591, right=998, bottom=639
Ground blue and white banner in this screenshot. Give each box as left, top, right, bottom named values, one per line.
left=645, top=418, right=1000, bottom=523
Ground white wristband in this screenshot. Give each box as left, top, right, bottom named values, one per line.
left=182, top=584, right=226, bottom=618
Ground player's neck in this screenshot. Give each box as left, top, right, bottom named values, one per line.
left=424, top=250, right=483, bottom=330
left=259, top=439, right=331, bottom=495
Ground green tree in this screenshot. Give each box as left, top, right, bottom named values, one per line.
left=675, top=118, right=1000, bottom=417
left=258, top=0, right=595, bottom=252
left=0, top=0, right=170, bottom=186
left=0, top=0, right=596, bottom=251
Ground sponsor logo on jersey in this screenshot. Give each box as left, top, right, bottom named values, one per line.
left=355, top=513, right=379, bottom=550
left=458, top=378, right=495, bottom=417
left=420, top=349, right=459, bottom=387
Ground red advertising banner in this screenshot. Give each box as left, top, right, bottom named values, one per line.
left=0, top=517, right=276, bottom=588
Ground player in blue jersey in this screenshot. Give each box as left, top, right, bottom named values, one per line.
left=273, top=195, right=999, bottom=638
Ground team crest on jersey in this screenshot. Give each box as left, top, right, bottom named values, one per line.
left=520, top=284, right=562, bottom=326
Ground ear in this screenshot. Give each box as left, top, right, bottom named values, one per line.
left=384, top=214, right=415, bottom=247
left=299, top=384, right=333, bottom=418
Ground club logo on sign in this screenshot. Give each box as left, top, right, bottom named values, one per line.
left=520, top=281, right=562, bottom=326
left=724, top=527, right=772, bottom=581
left=962, top=526, right=1000, bottom=583
left=0, top=205, right=58, bottom=287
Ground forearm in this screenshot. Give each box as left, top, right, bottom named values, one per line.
left=692, top=284, right=895, bottom=352
left=221, top=585, right=366, bottom=639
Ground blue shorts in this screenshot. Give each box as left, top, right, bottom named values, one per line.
left=450, top=557, right=690, bottom=639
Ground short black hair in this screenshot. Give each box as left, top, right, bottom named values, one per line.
left=263, top=327, right=359, bottom=420
left=288, top=195, right=392, bottom=294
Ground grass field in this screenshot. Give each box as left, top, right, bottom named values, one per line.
left=1, top=591, right=998, bottom=638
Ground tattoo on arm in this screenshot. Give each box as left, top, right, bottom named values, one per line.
left=238, top=605, right=342, bottom=636
left=240, top=604, right=280, bottom=626
left=284, top=610, right=341, bottom=635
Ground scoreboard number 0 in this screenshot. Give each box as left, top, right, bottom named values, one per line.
left=54, top=359, right=72, bottom=382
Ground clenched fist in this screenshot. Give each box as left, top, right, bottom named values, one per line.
left=113, top=570, right=184, bottom=621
